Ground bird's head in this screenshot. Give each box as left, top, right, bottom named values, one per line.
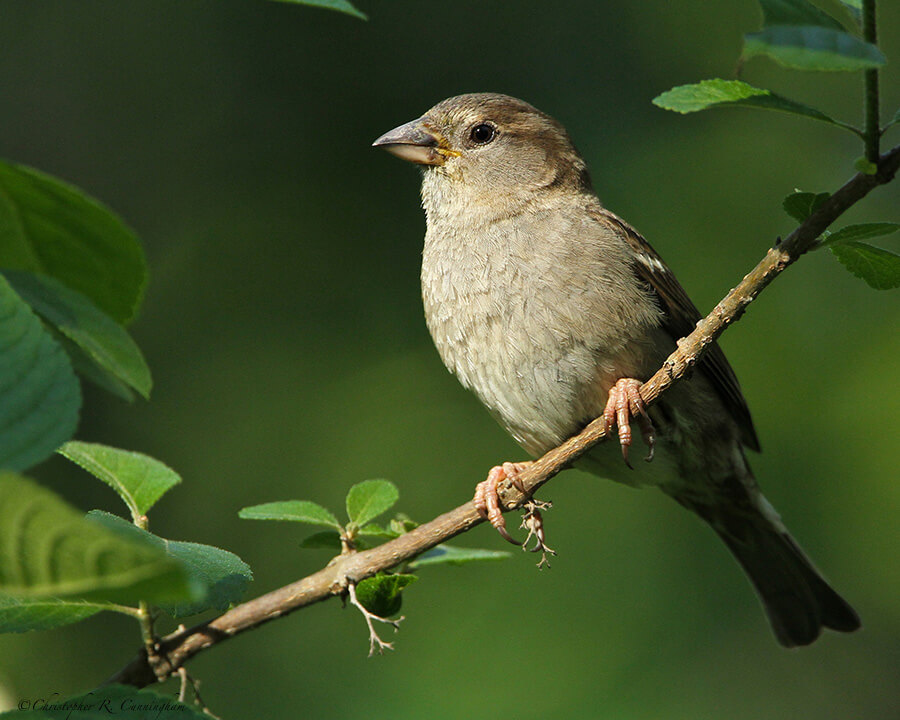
left=373, top=93, right=592, bottom=216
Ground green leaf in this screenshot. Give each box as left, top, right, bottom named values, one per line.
left=143, top=539, right=251, bottom=618
left=0, top=275, right=80, bottom=471
left=831, top=242, right=900, bottom=289
left=269, top=0, right=366, bottom=21
left=743, top=26, right=886, bottom=71
left=0, top=594, right=110, bottom=633
left=389, top=515, right=419, bottom=535
left=783, top=190, right=830, bottom=222
left=58, top=442, right=181, bottom=521
left=757, top=0, right=843, bottom=30
left=299, top=531, right=342, bottom=549
left=355, top=573, right=416, bottom=617
left=408, top=544, right=513, bottom=569
left=86, top=511, right=252, bottom=618
left=0, top=160, right=147, bottom=325
left=345, top=480, right=399, bottom=527
left=652, top=80, right=846, bottom=129
left=887, top=107, right=900, bottom=131
left=3, top=271, right=151, bottom=399
left=239, top=500, right=342, bottom=530
left=820, top=222, right=900, bottom=247
left=357, top=523, right=396, bottom=537
left=55, top=330, right=135, bottom=401
left=0, top=473, right=197, bottom=606
left=3, top=684, right=211, bottom=719
left=835, top=0, right=861, bottom=26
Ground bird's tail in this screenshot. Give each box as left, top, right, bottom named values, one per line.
left=699, top=495, right=860, bottom=647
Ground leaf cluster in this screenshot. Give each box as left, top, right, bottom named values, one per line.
left=240, top=479, right=509, bottom=614
left=0, top=162, right=151, bottom=472
left=652, top=0, right=899, bottom=288
left=0, top=444, right=251, bottom=635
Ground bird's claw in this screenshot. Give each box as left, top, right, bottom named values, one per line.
left=473, top=461, right=531, bottom=546
left=474, top=463, right=557, bottom=565
left=602, top=378, right=656, bottom=468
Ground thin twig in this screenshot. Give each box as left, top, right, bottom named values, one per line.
left=863, top=0, right=880, bottom=162
left=346, top=582, right=403, bottom=656
left=137, top=602, right=156, bottom=658
left=176, top=667, right=219, bottom=718
left=106, top=143, right=900, bottom=689
left=520, top=499, right=556, bottom=568
left=177, top=668, right=189, bottom=703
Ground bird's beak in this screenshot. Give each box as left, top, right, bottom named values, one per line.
left=372, top=119, right=452, bottom=166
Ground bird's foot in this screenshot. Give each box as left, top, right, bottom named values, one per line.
left=520, top=498, right=556, bottom=568
left=473, top=461, right=532, bottom=546
left=602, top=378, right=656, bottom=469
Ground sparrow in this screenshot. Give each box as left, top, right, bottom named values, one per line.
left=373, top=92, right=860, bottom=647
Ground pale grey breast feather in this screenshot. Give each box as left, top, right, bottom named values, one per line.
left=421, top=192, right=665, bottom=453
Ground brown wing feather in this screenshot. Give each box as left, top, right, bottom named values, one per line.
left=593, top=207, right=760, bottom=451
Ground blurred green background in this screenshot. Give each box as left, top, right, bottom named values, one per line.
left=1, top=1, right=898, bottom=718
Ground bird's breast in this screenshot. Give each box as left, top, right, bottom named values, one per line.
left=420, top=207, right=662, bottom=455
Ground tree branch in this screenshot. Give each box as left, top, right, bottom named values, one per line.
left=107, top=143, right=900, bottom=689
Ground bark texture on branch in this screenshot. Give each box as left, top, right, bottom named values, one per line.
left=108, top=143, right=900, bottom=689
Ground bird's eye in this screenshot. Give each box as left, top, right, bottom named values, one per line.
left=469, top=122, right=496, bottom=145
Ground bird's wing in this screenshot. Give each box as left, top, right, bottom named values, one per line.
left=592, top=207, right=760, bottom=451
